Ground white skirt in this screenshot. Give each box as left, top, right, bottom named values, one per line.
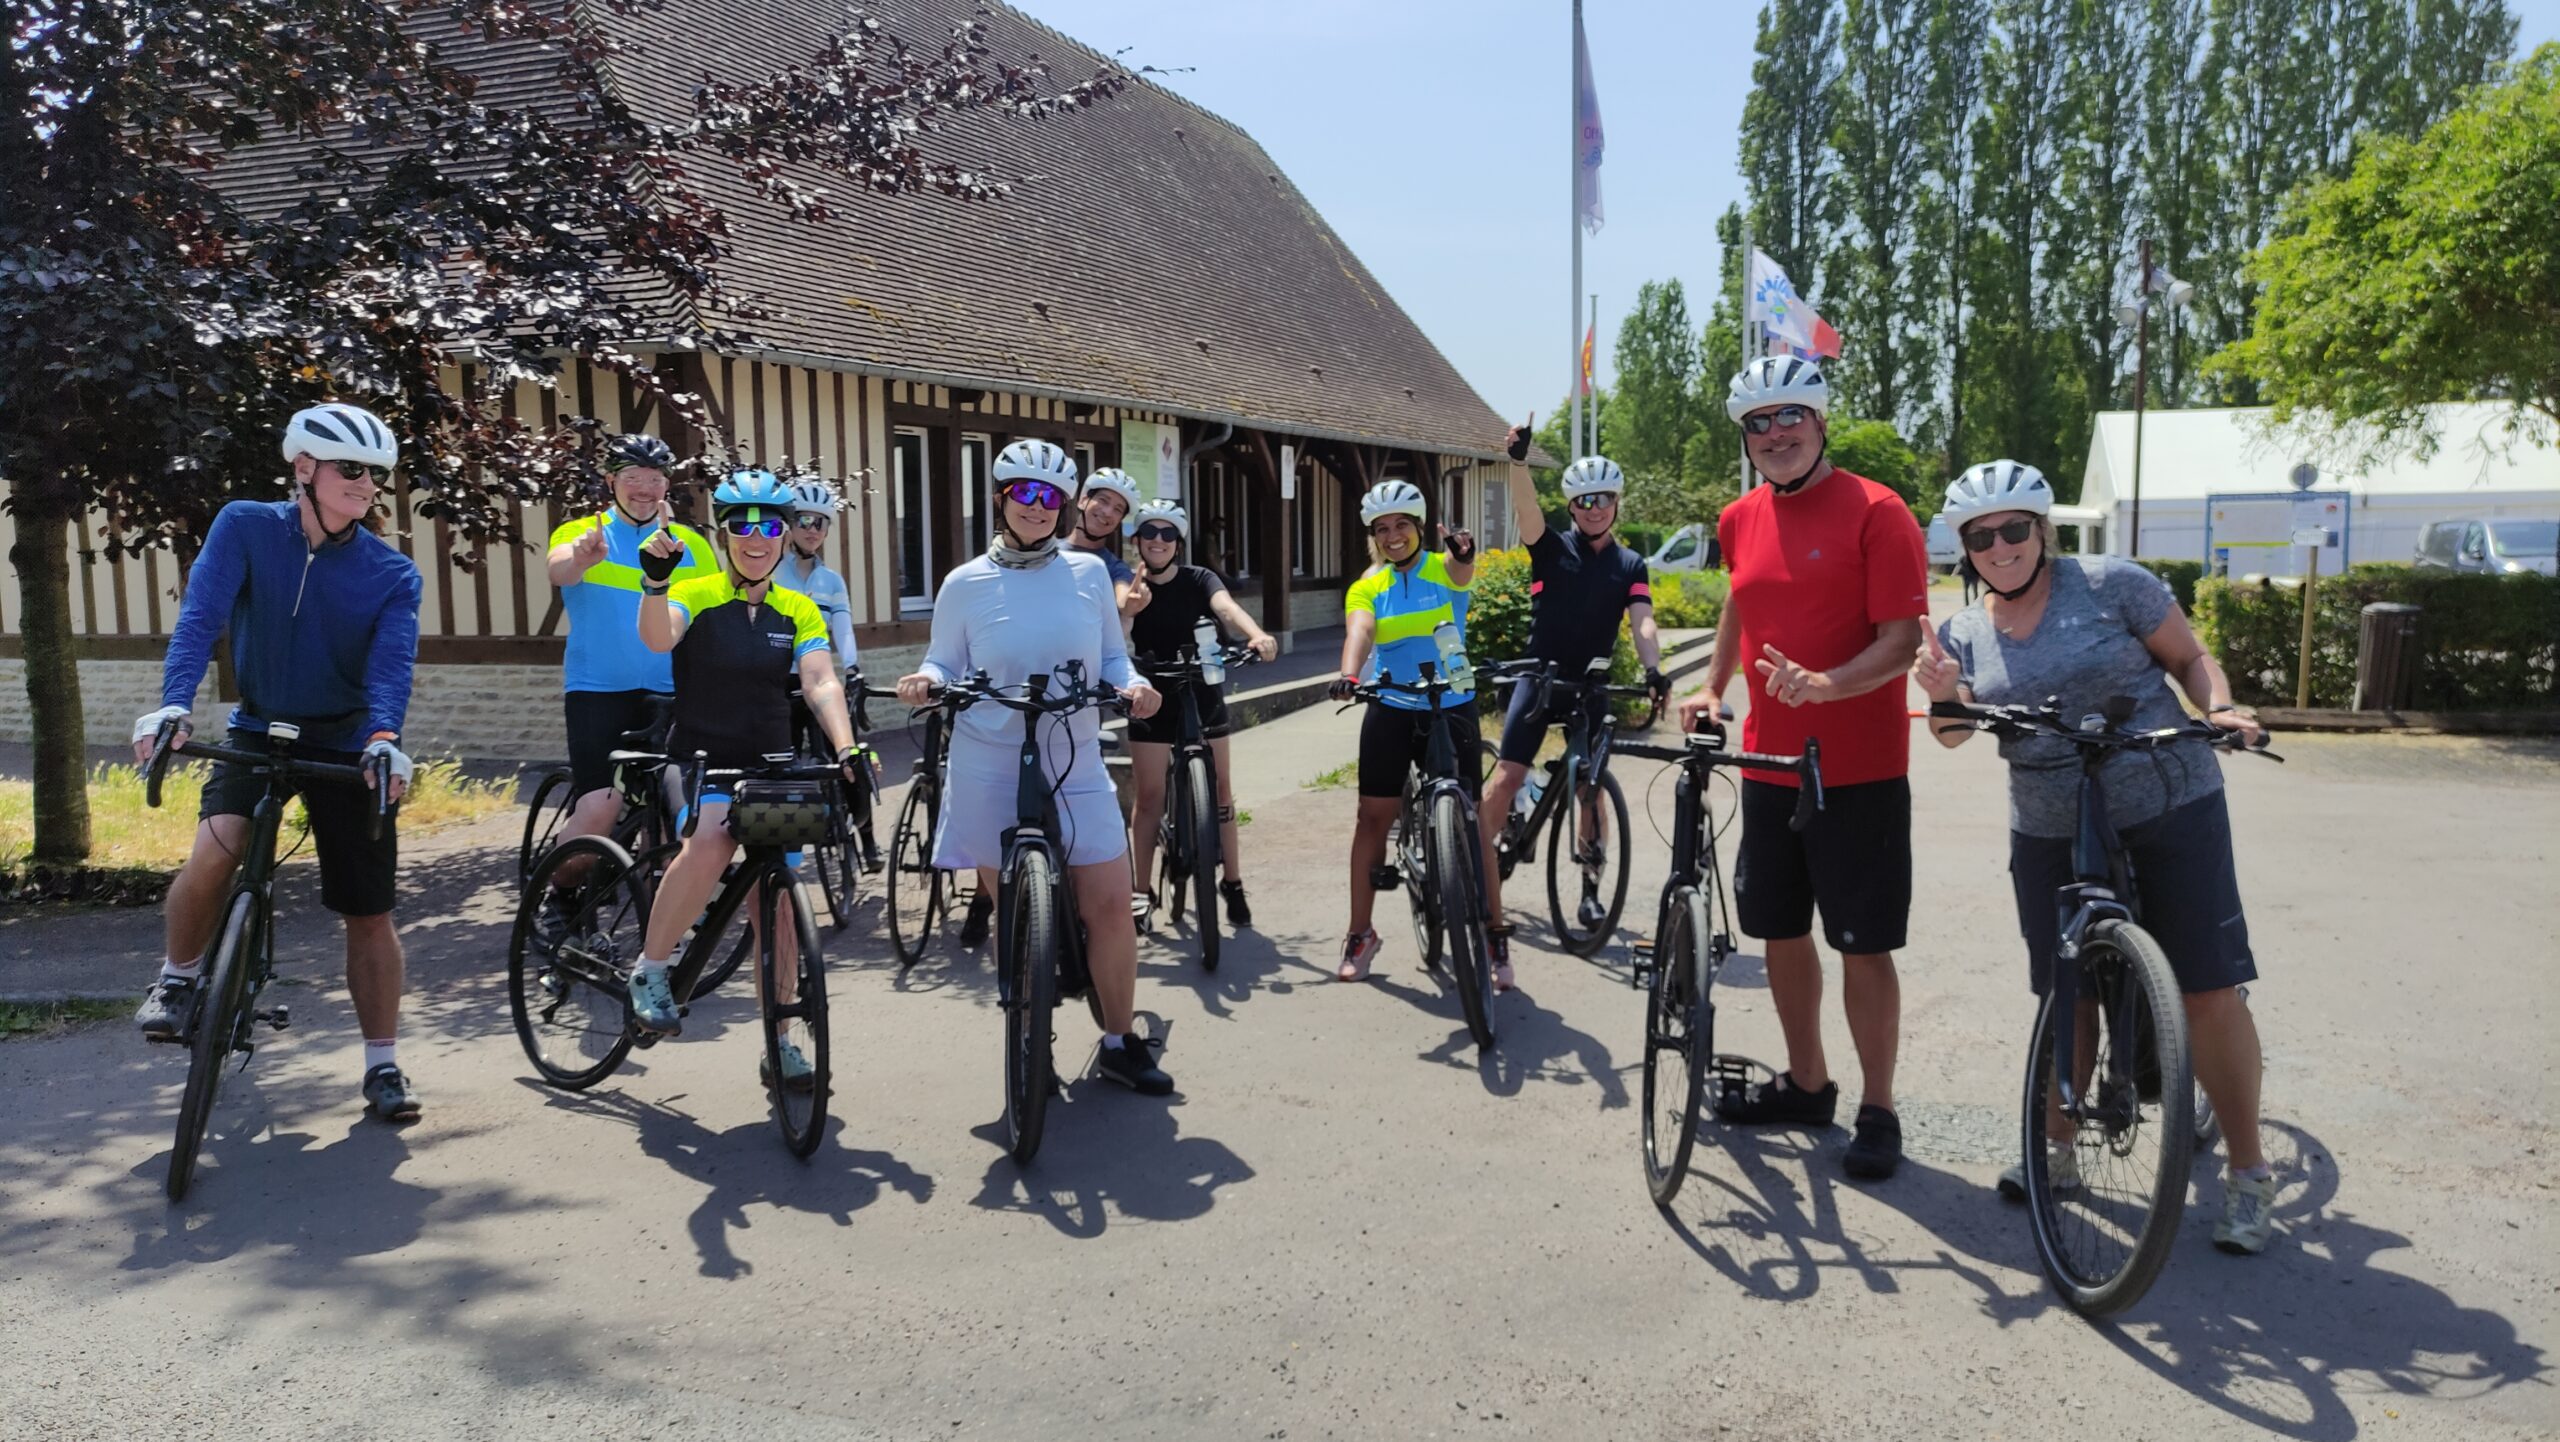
left=931, top=736, right=1128, bottom=871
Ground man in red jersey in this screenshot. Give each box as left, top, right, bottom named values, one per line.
left=1675, top=356, right=1929, bottom=1181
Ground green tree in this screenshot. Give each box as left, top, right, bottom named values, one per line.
left=1828, top=418, right=1927, bottom=517
left=1695, top=203, right=1752, bottom=492
left=1601, top=280, right=1705, bottom=491
left=2211, top=43, right=2560, bottom=450
left=1741, top=0, right=1841, bottom=301
left=1828, top=0, right=1933, bottom=431
left=1963, top=0, right=2073, bottom=474
left=2137, top=0, right=2214, bottom=404
left=2049, top=0, right=2147, bottom=475
left=1917, top=0, right=1994, bottom=465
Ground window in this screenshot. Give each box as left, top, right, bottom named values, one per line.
left=1480, top=474, right=1508, bottom=550
left=1657, top=528, right=1697, bottom=566
left=893, top=428, right=932, bottom=613
left=1074, top=442, right=1097, bottom=483
left=959, top=433, right=990, bottom=557
left=1223, top=461, right=1254, bottom=578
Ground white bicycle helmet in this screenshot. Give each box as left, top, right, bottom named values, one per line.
left=281, top=403, right=398, bottom=470
left=786, top=477, right=840, bottom=516
left=1724, top=356, right=1833, bottom=423
left=1561, top=456, right=1625, bottom=501
left=1129, top=497, right=1189, bottom=541
left=994, top=438, right=1078, bottom=489
left=1940, top=459, right=2053, bottom=529
left=1360, top=479, right=1428, bottom=525
left=1083, top=466, right=1140, bottom=508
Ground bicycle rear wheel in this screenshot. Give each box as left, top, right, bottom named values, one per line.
left=1397, top=786, right=1444, bottom=975
left=1184, top=754, right=1221, bottom=972
left=169, top=891, right=257, bottom=1202
left=1003, top=850, right=1061, bottom=1164
left=814, top=831, right=860, bottom=934
left=2022, top=918, right=2194, bottom=1316
left=759, top=870, right=831, bottom=1157
left=1545, top=768, right=1631, bottom=956
left=1429, top=788, right=1494, bottom=1050
left=888, top=784, right=943, bottom=970
left=511, top=836, right=645, bottom=1090
left=518, top=766, right=576, bottom=884
left=1641, top=885, right=1712, bottom=1206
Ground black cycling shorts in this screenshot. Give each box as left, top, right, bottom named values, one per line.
left=565, top=689, right=670, bottom=800
left=1127, top=681, right=1232, bottom=746
left=1494, top=680, right=1574, bottom=767
left=199, top=728, right=398, bottom=918
left=1357, top=703, right=1483, bottom=800
left=1734, top=776, right=1911, bottom=954
left=2008, top=789, right=2257, bottom=996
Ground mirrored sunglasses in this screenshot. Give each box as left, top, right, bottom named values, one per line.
left=1962, top=517, right=2037, bottom=552
left=793, top=515, right=830, bottom=529
left=1569, top=492, right=1617, bottom=510
left=1001, top=479, right=1066, bottom=510
left=725, top=517, right=788, bottom=539
left=1741, top=405, right=1814, bottom=436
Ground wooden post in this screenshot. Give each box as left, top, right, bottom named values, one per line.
left=2295, top=543, right=2321, bottom=709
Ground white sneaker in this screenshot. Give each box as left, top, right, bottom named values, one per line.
left=1997, top=1141, right=2082, bottom=1201
left=2214, top=1168, right=2280, bottom=1255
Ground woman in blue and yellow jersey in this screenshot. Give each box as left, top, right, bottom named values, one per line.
left=1325, top=480, right=1481, bottom=982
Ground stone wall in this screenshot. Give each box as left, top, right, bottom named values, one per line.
left=0, top=659, right=220, bottom=749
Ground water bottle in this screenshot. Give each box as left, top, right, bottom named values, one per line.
left=1195, top=617, right=1226, bottom=686
left=1431, top=620, right=1472, bottom=691
left=1515, top=769, right=1545, bottom=819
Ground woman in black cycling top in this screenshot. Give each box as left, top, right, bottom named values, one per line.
left=1121, top=499, right=1280, bottom=928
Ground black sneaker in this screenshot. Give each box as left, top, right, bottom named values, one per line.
left=1843, top=1104, right=1903, bottom=1180
left=958, top=893, right=994, bottom=949
left=133, top=975, right=198, bottom=1040
left=1219, top=879, right=1252, bottom=928
left=531, top=889, right=574, bottom=952
left=362, top=1064, right=422, bottom=1122
left=858, top=832, right=885, bottom=875
left=1094, top=1034, right=1173, bottom=1095
left=1714, top=1071, right=1839, bottom=1127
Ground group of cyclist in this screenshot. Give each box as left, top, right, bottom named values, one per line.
left=123, top=359, right=2278, bottom=1253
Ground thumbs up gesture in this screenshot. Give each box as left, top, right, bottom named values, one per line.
left=1911, top=627, right=1962, bottom=703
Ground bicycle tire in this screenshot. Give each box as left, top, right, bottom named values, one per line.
left=1641, top=884, right=1712, bottom=1206
left=1398, top=787, right=1444, bottom=975
left=760, top=869, right=830, bottom=1157
left=1004, top=849, right=1061, bottom=1164
left=511, top=836, right=645, bottom=1090
left=888, top=783, right=943, bottom=970
left=1429, top=787, right=1495, bottom=1050
left=814, top=831, right=859, bottom=934
left=688, top=879, right=757, bottom=1001
left=2022, top=918, right=2194, bottom=1316
left=1156, top=759, right=1192, bottom=934
left=518, top=766, right=576, bottom=885
left=168, top=891, right=257, bottom=1202
left=1184, top=754, right=1221, bottom=972
left=1545, top=768, right=1632, bottom=957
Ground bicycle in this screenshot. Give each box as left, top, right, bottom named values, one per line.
left=142, top=719, right=395, bottom=1201
left=920, top=664, right=1138, bottom=1165
left=1930, top=695, right=2279, bottom=1315
left=1615, top=717, right=1822, bottom=1206
left=1349, top=662, right=1497, bottom=1051
left=1136, top=638, right=1260, bottom=972
left=1485, top=657, right=1655, bottom=956
left=793, top=675, right=888, bottom=934
left=885, top=691, right=971, bottom=970
left=509, top=752, right=843, bottom=1156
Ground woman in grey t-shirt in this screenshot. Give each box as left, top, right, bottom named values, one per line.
left=1910, top=459, right=2282, bottom=1256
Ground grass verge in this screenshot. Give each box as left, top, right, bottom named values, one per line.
left=0, top=998, right=132, bottom=1040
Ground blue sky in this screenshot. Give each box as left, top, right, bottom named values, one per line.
left=1025, top=0, right=2560, bottom=426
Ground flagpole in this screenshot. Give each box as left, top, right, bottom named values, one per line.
left=1587, top=291, right=1598, bottom=456
left=1738, top=214, right=1755, bottom=493
left=1570, top=0, right=1586, bottom=464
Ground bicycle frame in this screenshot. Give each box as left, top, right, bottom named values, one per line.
left=1500, top=661, right=1620, bottom=867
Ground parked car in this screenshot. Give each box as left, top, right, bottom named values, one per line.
left=1925, top=513, right=1963, bottom=570
left=1646, top=522, right=1720, bottom=573
left=2414, top=518, right=2559, bottom=577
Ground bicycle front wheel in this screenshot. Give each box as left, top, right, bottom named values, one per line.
left=518, top=766, right=576, bottom=884
left=511, top=836, right=646, bottom=1090
left=1545, top=768, right=1631, bottom=957
left=169, top=891, right=257, bottom=1202
left=1398, top=785, right=1444, bottom=974
left=2022, top=918, right=2194, bottom=1316
left=1428, top=787, right=1495, bottom=1051
left=1003, top=849, right=1061, bottom=1164
left=887, top=784, right=943, bottom=970
left=1184, top=754, right=1221, bottom=972
left=759, top=870, right=831, bottom=1157
left=1641, top=885, right=1712, bottom=1206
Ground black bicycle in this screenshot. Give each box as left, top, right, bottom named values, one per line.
left=922, top=665, right=1134, bottom=1164
left=1931, top=696, right=2278, bottom=1315
left=1485, top=657, right=1654, bottom=956
left=143, top=719, right=394, bottom=1201
left=793, top=676, right=889, bottom=934
left=1351, top=663, right=1497, bottom=1051
left=510, top=751, right=842, bottom=1156
left=1615, top=718, right=1821, bottom=1206
left=1138, top=638, right=1259, bottom=972
left=886, top=693, right=968, bottom=970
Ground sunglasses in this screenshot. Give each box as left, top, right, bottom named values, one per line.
left=794, top=515, right=829, bottom=530
left=1133, top=524, right=1182, bottom=543
left=1569, top=492, right=1617, bottom=511
left=725, top=517, right=788, bottom=539
left=1741, top=405, right=1814, bottom=436
left=326, top=461, right=385, bottom=485
left=1962, top=517, right=2038, bottom=552
left=1000, top=479, right=1066, bottom=510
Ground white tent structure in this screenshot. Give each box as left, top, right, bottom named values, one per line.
left=2076, top=402, right=2560, bottom=577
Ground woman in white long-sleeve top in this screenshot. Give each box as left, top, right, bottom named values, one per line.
left=896, top=441, right=1171, bottom=1095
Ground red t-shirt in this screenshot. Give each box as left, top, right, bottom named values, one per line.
left=1716, top=468, right=1930, bottom=787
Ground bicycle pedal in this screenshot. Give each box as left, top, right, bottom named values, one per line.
left=255, top=1006, right=291, bottom=1031
left=1368, top=864, right=1401, bottom=891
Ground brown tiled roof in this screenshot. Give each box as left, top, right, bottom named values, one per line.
left=584, top=0, right=1518, bottom=460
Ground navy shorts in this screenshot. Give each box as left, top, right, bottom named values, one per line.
left=2009, top=789, right=2258, bottom=996
left=1495, top=681, right=1574, bottom=767
left=1734, top=776, right=1911, bottom=954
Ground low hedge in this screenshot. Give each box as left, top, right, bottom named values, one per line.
left=2135, top=558, right=2204, bottom=612
left=2195, top=564, right=2560, bottom=709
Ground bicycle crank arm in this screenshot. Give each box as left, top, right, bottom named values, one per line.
left=254, top=1006, right=291, bottom=1031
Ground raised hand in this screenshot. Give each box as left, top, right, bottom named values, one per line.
left=1440, top=524, right=1476, bottom=564
left=1911, top=627, right=1962, bottom=703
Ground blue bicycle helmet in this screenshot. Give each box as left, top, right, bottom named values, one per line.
left=712, top=467, right=794, bottom=522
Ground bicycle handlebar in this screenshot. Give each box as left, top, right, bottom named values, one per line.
left=1486, top=657, right=1660, bottom=706
left=1137, top=640, right=1264, bottom=683
left=1926, top=699, right=2283, bottom=761
left=143, top=718, right=392, bottom=839
left=1615, top=727, right=1827, bottom=832
left=917, top=666, right=1135, bottom=721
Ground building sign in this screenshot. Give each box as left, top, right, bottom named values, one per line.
left=2207, top=491, right=2349, bottom=578
left=1118, top=419, right=1183, bottom=503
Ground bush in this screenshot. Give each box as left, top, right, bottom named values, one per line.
left=1461, top=546, right=1645, bottom=719
left=1648, top=569, right=1727, bottom=630
left=1617, top=521, right=1670, bottom=558
left=2136, top=559, right=2204, bottom=612
left=2194, top=565, right=2560, bottom=709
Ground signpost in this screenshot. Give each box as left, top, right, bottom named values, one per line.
left=2294, top=525, right=2328, bottom=708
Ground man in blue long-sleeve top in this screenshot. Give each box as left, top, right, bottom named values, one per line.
left=128, top=403, right=428, bottom=1122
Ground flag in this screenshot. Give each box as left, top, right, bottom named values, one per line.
left=1746, top=248, right=1840, bottom=359
left=1573, top=11, right=1604, bottom=233
left=1579, top=320, right=1595, bottom=397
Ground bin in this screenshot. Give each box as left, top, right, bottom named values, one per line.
left=2355, top=602, right=2422, bottom=711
